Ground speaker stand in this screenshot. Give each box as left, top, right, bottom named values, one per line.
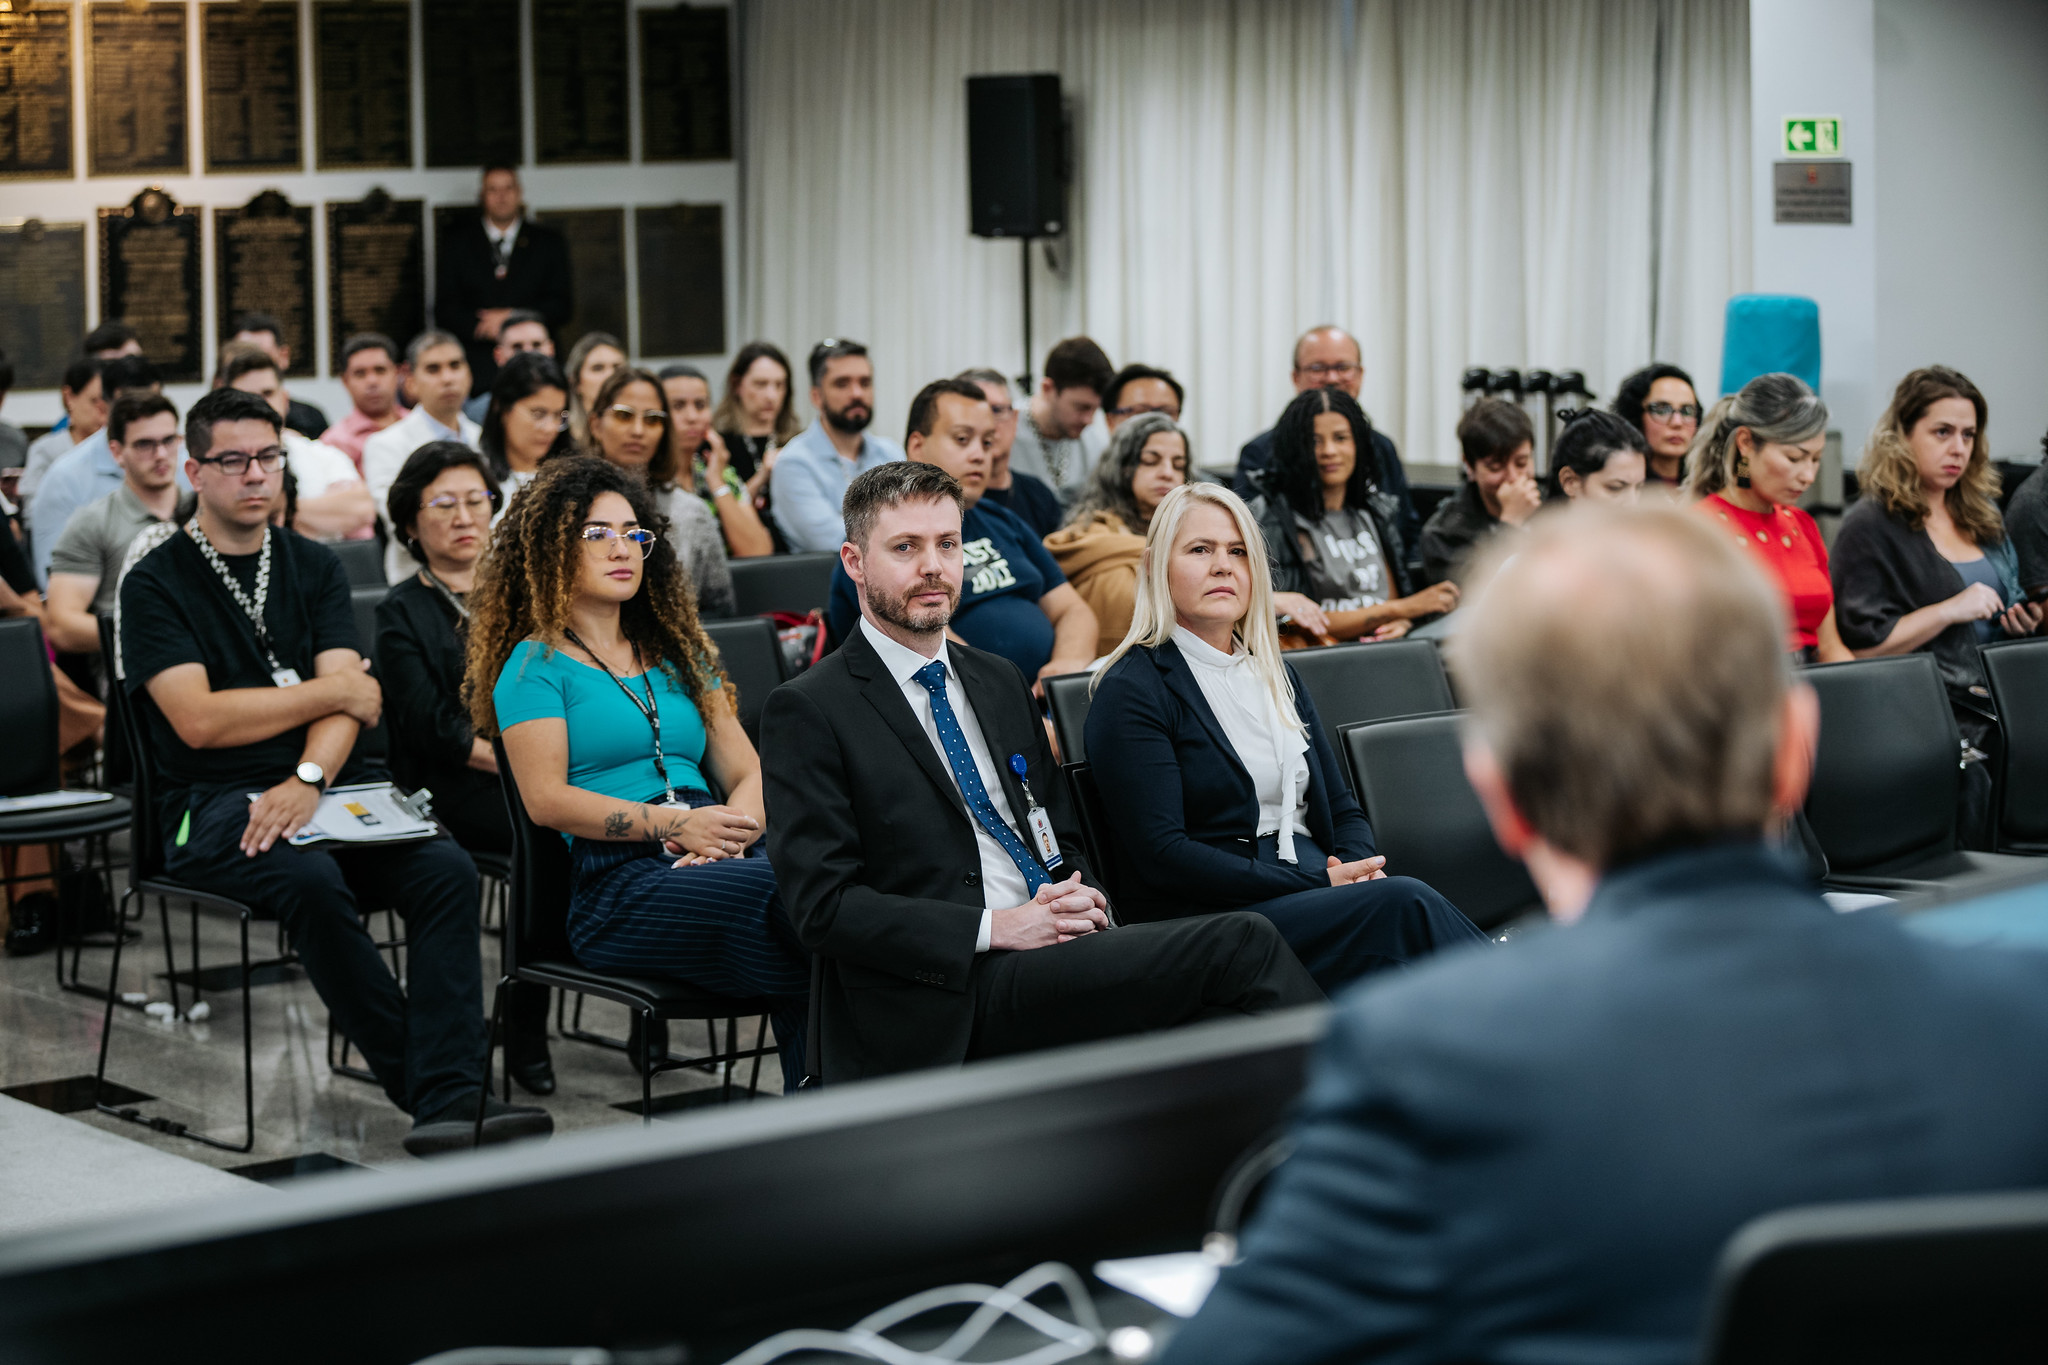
left=1017, top=237, right=1036, bottom=391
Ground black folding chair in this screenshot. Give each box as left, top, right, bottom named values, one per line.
left=1802, top=655, right=2037, bottom=892
left=329, top=538, right=387, bottom=588
left=1339, top=713, right=1540, bottom=933
left=482, top=738, right=781, bottom=1132
left=1060, top=761, right=1127, bottom=911
left=347, top=583, right=390, bottom=767
left=1286, top=639, right=1456, bottom=738
left=1046, top=673, right=1094, bottom=763
left=0, top=618, right=132, bottom=995
left=1702, top=1189, right=2048, bottom=1362
left=702, top=614, right=789, bottom=743
left=728, top=551, right=839, bottom=617
left=1980, top=638, right=2048, bottom=854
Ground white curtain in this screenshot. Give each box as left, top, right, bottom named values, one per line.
left=740, top=0, right=1749, bottom=470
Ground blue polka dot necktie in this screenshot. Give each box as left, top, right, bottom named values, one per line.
left=913, top=660, right=1049, bottom=894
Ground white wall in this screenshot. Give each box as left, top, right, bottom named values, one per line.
left=1874, top=0, right=2048, bottom=463
left=0, top=0, right=734, bottom=431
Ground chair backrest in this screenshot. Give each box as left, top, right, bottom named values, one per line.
left=330, top=539, right=387, bottom=588
left=1981, top=638, right=2048, bottom=848
left=1340, top=713, right=1539, bottom=931
left=348, top=584, right=390, bottom=766
left=99, top=613, right=169, bottom=882
left=702, top=615, right=788, bottom=742
left=1287, top=640, right=1456, bottom=739
left=729, top=551, right=839, bottom=617
left=1046, top=672, right=1094, bottom=763
left=491, top=736, right=577, bottom=972
left=0, top=618, right=61, bottom=797
left=1703, top=1190, right=2048, bottom=1363
left=1061, top=761, right=1127, bottom=908
left=1802, top=655, right=1960, bottom=873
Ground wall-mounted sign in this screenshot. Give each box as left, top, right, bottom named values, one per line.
left=1773, top=160, right=1851, bottom=225
left=1782, top=116, right=1840, bottom=158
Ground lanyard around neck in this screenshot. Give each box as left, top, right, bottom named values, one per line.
left=187, top=522, right=285, bottom=673
left=563, top=629, right=676, bottom=806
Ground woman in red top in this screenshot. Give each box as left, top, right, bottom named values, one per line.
left=1684, top=373, right=1851, bottom=662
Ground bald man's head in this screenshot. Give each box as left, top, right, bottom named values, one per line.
left=1449, top=505, right=1794, bottom=871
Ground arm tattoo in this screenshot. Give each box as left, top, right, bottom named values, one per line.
left=603, top=809, right=632, bottom=840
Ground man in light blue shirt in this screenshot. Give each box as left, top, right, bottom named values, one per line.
left=770, top=338, right=904, bottom=552
left=27, top=356, right=181, bottom=588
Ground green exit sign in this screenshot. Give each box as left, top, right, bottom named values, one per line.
left=1783, top=117, right=1841, bottom=157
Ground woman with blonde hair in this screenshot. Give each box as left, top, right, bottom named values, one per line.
left=1082, top=483, right=1484, bottom=990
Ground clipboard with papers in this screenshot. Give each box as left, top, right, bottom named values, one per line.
left=251, top=782, right=440, bottom=847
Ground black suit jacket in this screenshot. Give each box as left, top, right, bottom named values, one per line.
left=1085, top=641, right=1374, bottom=921
left=433, top=215, right=574, bottom=386
left=760, top=624, right=1098, bottom=1080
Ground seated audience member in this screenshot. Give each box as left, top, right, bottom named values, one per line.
left=660, top=363, right=774, bottom=558
left=564, top=332, right=627, bottom=451
left=117, top=388, right=548, bottom=1155
left=0, top=347, right=25, bottom=474
left=363, top=331, right=482, bottom=583
left=376, top=441, right=554, bottom=1094
left=218, top=344, right=375, bottom=542
left=761, top=461, right=1322, bottom=1082
left=1044, top=412, right=1190, bottom=655
left=230, top=312, right=327, bottom=437
left=463, top=310, right=554, bottom=425
left=324, top=334, right=410, bottom=471
left=472, top=457, right=807, bottom=1088
left=19, top=359, right=104, bottom=504
left=1611, top=361, right=1703, bottom=491
left=479, top=351, right=575, bottom=506
left=28, top=356, right=171, bottom=588
left=959, top=368, right=1063, bottom=537
left=83, top=321, right=142, bottom=361
left=1234, top=326, right=1420, bottom=552
left=713, top=341, right=801, bottom=550
left=1246, top=387, right=1457, bottom=643
left=1546, top=408, right=1648, bottom=504
left=1418, top=397, right=1542, bottom=585
left=1157, top=503, right=2048, bottom=1365
left=1103, top=363, right=1185, bottom=433
left=1832, top=366, right=2042, bottom=847
left=580, top=367, right=735, bottom=618
left=1008, top=336, right=1115, bottom=497
left=1085, top=484, right=1484, bottom=990
left=2008, top=439, right=2048, bottom=600
left=1684, top=373, right=1849, bottom=663
left=771, top=339, right=906, bottom=552
left=827, top=379, right=1096, bottom=680
left=44, top=394, right=180, bottom=657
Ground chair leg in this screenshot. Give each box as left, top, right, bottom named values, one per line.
left=93, top=888, right=136, bottom=1100
left=475, top=977, right=508, bottom=1147
left=641, top=1010, right=655, bottom=1125
left=160, top=895, right=181, bottom=1018
left=720, top=1017, right=737, bottom=1103
left=237, top=913, right=255, bottom=1153
left=746, top=1015, right=767, bottom=1096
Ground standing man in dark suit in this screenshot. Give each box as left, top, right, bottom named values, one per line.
left=761, top=461, right=1321, bottom=1083
left=1160, top=503, right=2048, bottom=1365
left=434, top=166, right=573, bottom=395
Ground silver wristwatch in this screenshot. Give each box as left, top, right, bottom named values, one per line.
left=293, top=761, right=327, bottom=791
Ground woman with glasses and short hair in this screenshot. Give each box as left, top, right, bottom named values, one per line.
left=465, top=457, right=807, bottom=1088
left=575, top=366, right=735, bottom=618
left=479, top=352, right=574, bottom=508
left=1612, top=364, right=1704, bottom=491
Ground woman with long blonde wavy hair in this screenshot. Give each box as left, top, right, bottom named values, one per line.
left=1082, top=483, right=1485, bottom=990
left=463, top=455, right=808, bottom=1088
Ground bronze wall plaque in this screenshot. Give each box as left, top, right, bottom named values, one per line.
left=535, top=208, right=627, bottom=351
left=203, top=2, right=303, bottom=173
left=423, top=0, right=522, bottom=168
left=99, top=189, right=203, bottom=382
left=532, top=0, right=629, bottom=164
left=0, top=221, right=88, bottom=389
left=640, top=6, right=732, bottom=162
left=635, top=203, right=724, bottom=357
left=314, top=0, right=412, bottom=170
left=216, top=192, right=316, bottom=378
left=86, top=2, right=190, bottom=177
left=0, top=5, right=74, bottom=180
left=326, top=191, right=426, bottom=366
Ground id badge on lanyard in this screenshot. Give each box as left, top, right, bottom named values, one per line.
left=271, top=667, right=303, bottom=687
left=1008, top=753, right=1064, bottom=870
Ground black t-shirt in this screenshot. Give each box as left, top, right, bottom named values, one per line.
left=121, top=527, right=358, bottom=793
left=982, top=472, right=1066, bottom=538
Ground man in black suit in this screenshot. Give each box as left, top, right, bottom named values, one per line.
left=1161, top=504, right=2048, bottom=1365
left=761, top=460, right=1321, bottom=1082
left=433, top=166, right=573, bottom=394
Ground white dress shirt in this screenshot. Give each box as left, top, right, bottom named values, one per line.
left=484, top=217, right=521, bottom=257
left=862, top=616, right=1040, bottom=951
left=1174, top=626, right=1310, bottom=862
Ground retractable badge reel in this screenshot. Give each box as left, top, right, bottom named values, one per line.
left=1009, top=753, right=1063, bottom=870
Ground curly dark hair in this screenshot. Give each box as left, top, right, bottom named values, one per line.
left=1610, top=363, right=1698, bottom=435
left=463, top=456, right=726, bottom=738
left=1268, top=386, right=1384, bottom=521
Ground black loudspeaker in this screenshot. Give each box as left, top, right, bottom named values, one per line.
left=967, top=74, right=1065, bottom=238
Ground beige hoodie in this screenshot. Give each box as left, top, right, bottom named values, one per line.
left=1043, top=510, right=1148, bottom=656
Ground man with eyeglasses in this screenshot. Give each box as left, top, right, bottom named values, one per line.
left=957, top=368, right=1063, bottom=538
left=770, top=338, right=906, bottom=553
left=1007, top=336, right=1115, bottom=500
left=1103, top=363, right=1185, bottom=434
left=118, top=387, right=551, bottom=1157
left=43, top=394, right=183, bottom=661
left=27, top=354, right=180, bottom=590
left=1233, top=325, right=1420, bottom=559
left=362, top=331, right=483, bottom=583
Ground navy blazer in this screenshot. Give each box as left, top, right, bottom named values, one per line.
left=1159, top=842, right=2048, bottom=1365
left=1085, top=641, right=1375, bottom=921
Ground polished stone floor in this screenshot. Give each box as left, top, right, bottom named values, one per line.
left=0, top=833, right=779, bottom=1226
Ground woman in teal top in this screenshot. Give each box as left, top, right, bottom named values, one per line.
left=468, top=457, right=806, bottom=1089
